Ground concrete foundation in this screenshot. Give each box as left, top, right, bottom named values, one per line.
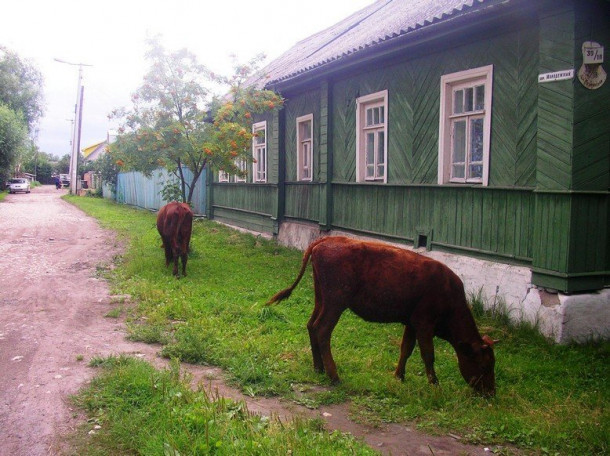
left=276, top=220, right=610, bottom=343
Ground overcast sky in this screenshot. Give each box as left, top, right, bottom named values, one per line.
left=1, top=0, right=373, bottom=158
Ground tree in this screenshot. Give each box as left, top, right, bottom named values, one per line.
left=55, top=154, right=71, bottom=175
left=110, top=38, right=283, bottom=204
left=0, top=104, right=27, bottom=184
left=20, top=148, right=56, bottom=184
left=93, top=150, right=120, bottom=194
left=0, top=46, right=44, bottom=133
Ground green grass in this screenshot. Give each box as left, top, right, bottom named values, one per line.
left=67, top=196, right=610, bottom=455
left=68, top=356, right=375, bottom=456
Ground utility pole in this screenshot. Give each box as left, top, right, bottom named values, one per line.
left=54, top=58, right=92, bottom=194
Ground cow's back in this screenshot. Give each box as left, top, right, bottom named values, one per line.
left=157, top=202, right=193, bottom=245
left=310, top=237, right=464, bottom=324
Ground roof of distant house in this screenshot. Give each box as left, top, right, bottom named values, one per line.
left=254, top=0, right=513, bottom=88
left=82, top=140, right=107, bottom=159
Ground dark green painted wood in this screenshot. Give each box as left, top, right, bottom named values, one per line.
left=319, top=81, right=333, bottom=229
left=285, top=183, right=321, bottom=221
left=330, top=23, right=540, bottom=187
left=213, top=206, right=275, bottom=234
left=332, top=184, right=535, bottom=262
left=537, top=4, right=575, bottom=192
left=531, top=0, right=610, bottom=291
left=212, top=184, right=275, bottom=216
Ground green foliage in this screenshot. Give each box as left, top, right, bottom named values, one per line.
left=0, top=103, right=27, bottom=182
left=109, top=37, right=214, bottom=204
left=71, top=356, right=376, bottom=455
left=92, top=151, right=120, bottom=193
left=109, top=38, right=282, bottom=203
left=158, top=174, right=182, bottom=203
left=67, top=196, right=610, bottom=455
left=0, top=46, right=44, bottom=132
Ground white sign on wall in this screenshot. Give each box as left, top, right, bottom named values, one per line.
left=538, top=69, right=575, bottom=83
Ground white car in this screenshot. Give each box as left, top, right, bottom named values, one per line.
left=8, top=178, right=31, bottom=194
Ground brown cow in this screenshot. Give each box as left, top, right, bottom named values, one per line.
left=156, top=202, right=193, bottom=278
left=268, top=236, right=497, bottom=396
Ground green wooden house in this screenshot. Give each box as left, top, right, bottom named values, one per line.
left=207, top=0, right=610, bottom=340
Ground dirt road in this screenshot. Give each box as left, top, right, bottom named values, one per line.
left=0, top=186, right=493, bottom=456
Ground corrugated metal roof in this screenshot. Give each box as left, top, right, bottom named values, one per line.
left=255, top=0, right=508, bottom=88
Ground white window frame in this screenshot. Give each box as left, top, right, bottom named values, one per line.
left=235, top=157, right=247, bottom=183
left=296, top=114, right=314, bottom=181
left=438, top=65, right=493, bottom=186
left=252, top=121, right=267, bottom=183
left=218, top=169, right=230, bottom=182
left=218, top=158, right=247, bottom=183
left=356, top=90, right=388, bottom=183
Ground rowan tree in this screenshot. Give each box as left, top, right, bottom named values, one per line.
left=110, top=38, right=282, bottom=204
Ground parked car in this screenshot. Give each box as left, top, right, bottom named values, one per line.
left=59, top=173, right=70, bottom=188
left=8, top=178, right=31, bottom=194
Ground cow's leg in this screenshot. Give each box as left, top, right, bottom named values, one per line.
left=313, top=307, right=344, bottom=383
left=163, top=238, right=172, bottom=267
left=307, top=304, right=324, bottom=373
left=416, top=331, right=438, bottom=385
left=180, top=251, right=188, bottom=277
left=307, top=281, right=326, bottom=373
left=394, top=324, right=416, bottom=381
left=171, top=247, right=179, bottom=276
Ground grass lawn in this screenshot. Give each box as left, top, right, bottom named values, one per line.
left=67, top=196, right=609, bottom=455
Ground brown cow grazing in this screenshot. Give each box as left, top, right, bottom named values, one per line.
left=156, top=202, right=193, bottom=278
left=268, top=236, right=497, bottom=396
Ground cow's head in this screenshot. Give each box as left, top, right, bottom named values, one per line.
left=457, top=335, right=497, bottom=396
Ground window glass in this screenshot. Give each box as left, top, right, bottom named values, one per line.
left=475, top=85, right=485, bottom=111
left=465, top=87, right=473, bottom=112
left=470, top=118, right=484, bottom=163
left=453, top=120, right=466, bottom=163
left=454, top=89, right=464, bottom=114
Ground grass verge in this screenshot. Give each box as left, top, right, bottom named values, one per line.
left=67, top=356, right=375, bottom=455
left=67, top=196, right=609, bottom=455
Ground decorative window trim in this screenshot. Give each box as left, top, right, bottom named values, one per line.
left=438, top=65, right=493, bottom=186
left=252, top=121, right=267, bottom=183
left=296, top=114, right=314, bottom=181
left=356, top=90, right=388, bottom=183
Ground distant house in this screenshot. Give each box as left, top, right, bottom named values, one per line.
left=206, top=0, right=609, bottom=342
left=82, top=140, right=108, bottom=162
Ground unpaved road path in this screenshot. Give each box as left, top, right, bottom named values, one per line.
left=0, top=186, right=493, bottom=456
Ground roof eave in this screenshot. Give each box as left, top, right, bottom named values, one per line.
left=267, top=0, right=535, bottom=92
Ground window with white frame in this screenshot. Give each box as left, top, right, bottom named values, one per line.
left=438, top=65, right=493, bottom=186
left=252, top=121, right=267, bottom=183
left=356, top=90, right=388, bottom=182
left=218, top=169, right=230, bottom=182
left=296, top=114, right=313, bottom=181
left=235, top=157, right=247, bottom=182
left=218, top=157, right=247, bottom=183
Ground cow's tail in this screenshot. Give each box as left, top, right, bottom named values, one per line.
left=267, top=237, right=328, bottom=305
left=171, top=204, right=191, bottom=252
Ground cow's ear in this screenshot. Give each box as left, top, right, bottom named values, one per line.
left=482, top=335, right=499, bottom=347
